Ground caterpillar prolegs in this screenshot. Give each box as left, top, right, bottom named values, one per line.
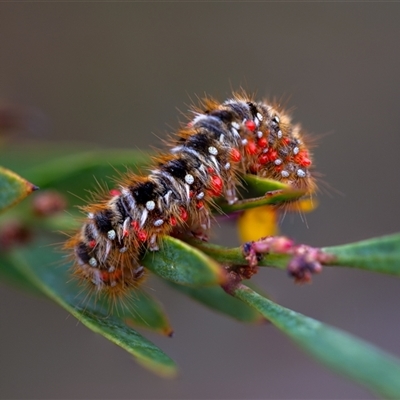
left=65, top=93, right=316, bottom=302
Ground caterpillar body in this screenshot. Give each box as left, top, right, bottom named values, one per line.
left=66, top=93, right=316, bottom=302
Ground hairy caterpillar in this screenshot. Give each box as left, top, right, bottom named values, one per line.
left=65, top=93, right=316, bottom=303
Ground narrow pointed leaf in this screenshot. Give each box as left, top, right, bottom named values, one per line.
left=1, top=253, right=172, bottom=337
left=167, top=281, right=265, bottom=323
left=242, top=174, right=293, bottom=195
left=142, top=236, right=226, bottom=286
left=217, top=188, right=306, bottom=214
left=0, top=166, right=38, bottom=212
left=22, top=149, right=150, bottom=189
left=322, top=233, right=400, bottom=275
left=118, top=290, right=174, bottom=336
left=5, top=242, right=177, bottom=377
left=233, top=284, right=400, bottom=399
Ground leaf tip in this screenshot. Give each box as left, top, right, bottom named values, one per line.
left=135, top=357, right=178, bottom=379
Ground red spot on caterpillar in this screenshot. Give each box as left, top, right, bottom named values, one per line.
left=295, top=150, right=312, bottom=167
left=258, top=153, right=269, bottom=165
left=110, top=189, right=121, bottom=196
left=245, top=140, right=258, bottom=155
left=137, top=230, right=147, bottom=242
left=257, top=137, right=268, bottom=148
left=245, top=120, right=256, bottom=132
left=101, top=268, right=123, bottom=284
left=89, top=240, right=96, bottom=248
left=196, top=201, right=204, bottom=209
left=131, top=220, right=139, bottom=230
left=230, top=148, right=241, bottom=162
left=268, top=150, right=278, bottom=161
left=210, top=175, right=223, bottom=197
left=170, top=216, right=177, bottom=226
left=179, top=207, right=188, bottom=221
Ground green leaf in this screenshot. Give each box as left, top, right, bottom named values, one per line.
left=242, top=174, right=294, bottom=195
left=22, top=149, right=150, bottom=189
left=323, top=233, right=400, bottom=275
left=142, top=236, right=226, bottom=287
left=233, top=284, right=400, bottom=399
left=217, top=187, right=306, bottom=214
left=4, top=241, right=177, bottom=377
left=1, top=145, right=151, bottom=207
left=114, top=289, right=174, bottom=336
left=0, top=166, right=38, bottom=212
left=168, top=281, right=265, bottom=323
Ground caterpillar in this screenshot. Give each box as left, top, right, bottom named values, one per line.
left=65, top=92, right=316, bottom=303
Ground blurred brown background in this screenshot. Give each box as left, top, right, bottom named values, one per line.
left=1, top=3, right=400, bottom=399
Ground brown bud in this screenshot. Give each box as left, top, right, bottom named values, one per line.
left=0, top=220, right=31, bottom=251
left=32, top=191, right=67, bottom=217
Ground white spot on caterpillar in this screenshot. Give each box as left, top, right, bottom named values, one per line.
left=231, top=121, right=240, bottom=130
left=277, top=130, right=283, bottom=139
left=208, top=146, right=218, bottom=156
left=257, top=131, right=263, bottom=138
left=119, top=247, right=127, bottom=253
left=224, top=162, right=231, bottom=170
left=185, top=174, right=194, bottom=185
left=196, top=192, right=205, bottom=200
left=89, top=257, right=98, bottom=268
left=107, top=230, right=116, bottom=240
left=257, top=112, right=263, bottom=121
left=281, top=170, right=289, bottom=178
left=297, top=169, right=306, bottom=178
left=293, top=147, right=299, bottom=155
left=219, top=134, right=225, bottom=143
left=241, top=139, right=248, bottom=145
left=274, top=159, right=282, bottom=165
left=110, top=281, right=117, bottom=287
left=154, top=219, right=164, bottom=227
left=254, top=117, right=260, bottom=127
left=146, top=200, right=155, bottom=211
left=87, top=213, right=94, bottom=219
left=108, top=266, right=115, bottom=272
left=273, top=116, right=280, bottom=124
